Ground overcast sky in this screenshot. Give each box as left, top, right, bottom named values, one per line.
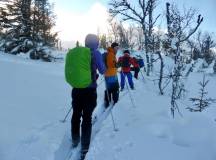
left=50, top=0, right=216, bottom=43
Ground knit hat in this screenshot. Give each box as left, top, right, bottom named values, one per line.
left=111, top=42, right=119, bottom=48
left=123, top=50, right=130, bottom=54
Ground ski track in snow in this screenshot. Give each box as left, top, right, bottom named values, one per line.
left=12, top=122, right=58, bottom=160
left=20, top=122, right=55, bottom=145
left=54, top=102, right=118, bottom=160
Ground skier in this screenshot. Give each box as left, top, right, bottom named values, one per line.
left=118, top=50, right=135, bottom=91
left=136, top=55, right=145, bottom=72
left=131, top=57, right=140, bottom=79
left=65, top=34, right=105, bottom=160
left=104, top=42, right=120, bottom=108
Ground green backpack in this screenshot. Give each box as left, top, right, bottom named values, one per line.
left=65, top=47, right=92, bottom=88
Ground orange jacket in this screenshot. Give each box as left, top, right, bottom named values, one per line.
left=105, top=47, right=118, bottom=77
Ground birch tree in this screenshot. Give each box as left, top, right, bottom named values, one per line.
left=166, top=2, right=203, bottom=117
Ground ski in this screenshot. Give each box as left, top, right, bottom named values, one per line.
left=92, top=87, right=130, bottom=125
left=65, top=144, right=81, bottom=160
left=92, top=104, right=113, bottom=125
left=68, top=106, right=113, bottom=160
left=67, top=90, right=129, bottom=160
left=65, top=105, right=113, bottom=160
left=91, top=104, right=115, bottom=139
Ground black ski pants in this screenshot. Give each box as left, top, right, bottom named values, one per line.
left=71, top=88, right=97, bottom=152
left=104, top=87, right=119, bottom=108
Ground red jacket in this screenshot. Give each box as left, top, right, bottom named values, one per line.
left=118, top=53, right=135, bottom=73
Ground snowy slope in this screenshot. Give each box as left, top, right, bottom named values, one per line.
left=0, top=52, right=70, bottom=160
left=0, top=52, right=216, bottom=160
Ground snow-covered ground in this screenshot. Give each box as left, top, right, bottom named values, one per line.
left=0, top=51, right=216, bottom=160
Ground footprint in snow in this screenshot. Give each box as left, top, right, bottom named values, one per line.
left=37, top=122, right=55, bottom=132
left=172, top=139, right=190, bottom=147
left=125, top=122, right=130, bottom=127
left=148, top=124, right=171, bottom=139
left=114, top=145, right=122, bottom=153
left=106, top=132, right=115, bottom=139
left=125, top=141, right=134, bottom=147
left=21, top=122, right=55, bottom=145
left=21, top=134, right=40, bottom=144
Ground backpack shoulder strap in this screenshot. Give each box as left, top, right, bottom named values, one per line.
left=103, top=52, right=108, bottom=68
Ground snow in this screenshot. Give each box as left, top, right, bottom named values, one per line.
left=171, top=37, right=178, bottom=49
left=0, top=51, right=216, bottom=160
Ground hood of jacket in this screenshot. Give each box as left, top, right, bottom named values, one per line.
left=85, top=34, right=99, bottom=50
left=107, top=47, right=114, bottom=53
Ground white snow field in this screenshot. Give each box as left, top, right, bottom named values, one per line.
left=0, top=51, right=216, bottom=160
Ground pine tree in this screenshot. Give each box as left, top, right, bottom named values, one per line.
left=0, top=0, right=57, bottom=61
left=202, top=34, right=215, bottom=65
left=21, top=0, right=32, bottom=41
left=0, top=2, right=7, bottom=47
left=187, top=75, right=216, bottom=112
left=76, top=41, right=79, bottom=47
left=0, top=0, right=33, bottom=54
left=33, top=0, right=57, bottom=47
left=99, top=34, right=107, bottom=49
left=29, top=0, right=57, bottom=60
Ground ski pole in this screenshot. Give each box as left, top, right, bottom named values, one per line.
left=140, top=70, right=146, bottom=83
left=110, top=109, right=118, bottom=131
left=104, top=79, right=119, bottom=131
left=123, top=72, right=136, bottom=108
left=60, top=106, right=72, bottom=123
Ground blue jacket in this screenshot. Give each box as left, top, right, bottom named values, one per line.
left=85, top=34, right=105, bottom=88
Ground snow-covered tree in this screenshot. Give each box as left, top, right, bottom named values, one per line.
left=107, top=17, right=119, bottom=44
left=201, top=33, right=215, bottom=65
left=165, top=2, right=203, bottom=117
left=187, top=75, right=216, bottom=112
left=0, top=0, right=30, bottom=54
left=29, top=0, right=58, bottom=61
left=99, top=34, right=107, bottom=49
left=32, top=0, right=57, bottom=47
left=0, top=2, right=7, bottom=47
left=0, top=0, right=57, bottom=61
left=190, top=31, right=216, bottom=63
left=117, top=23, right=129, bottom=48
left=213, top=60, right=216, bottom=73
left=107, top=19, right=137, bottom=49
